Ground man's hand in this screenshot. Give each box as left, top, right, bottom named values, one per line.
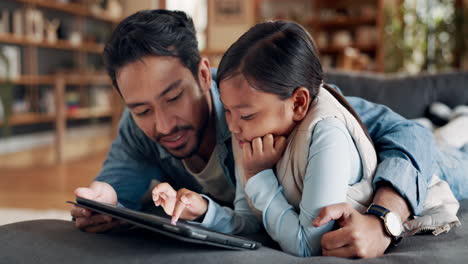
left=312, top=203, right=391, bottom=258
left=71, top=181, right=123, bottom=233
left=242, top=134, right=287, bottom=179
left=152, top=183, right=208, bottom=224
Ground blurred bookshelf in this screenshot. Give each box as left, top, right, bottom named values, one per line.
left=15, top=0, right=122, bottom=23
left=0, top=0, right=124, bottom=162
left=254, top=0, right=384, bottom=72
left=0, top=33, right=104, bottom=53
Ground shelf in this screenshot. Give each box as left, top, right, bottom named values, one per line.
left=67, top=108, right=112, bottom=120
left=0, top=73, right=111, bottom=85
left=0, top=33, right=104, bottom=53
left=319, top=44, right=377, bottom=54
left=201, top=49, right=226, bottom=56
left=14, top=0, right=120, bottom=23
left=306, top=17, right=377, bottom=28
left=0, top=75, right=56, bottom=85
left=255, top=0, right=384, bottom=72
left=0, top=0, right=122, bottom=163
left=61, top=73, right=111, bottom=85
left=0, top=113, right=55, bottom=126
left=0, top=108, right=113, bottom=126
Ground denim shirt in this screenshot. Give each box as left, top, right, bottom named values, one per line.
left=95, top=70, right=434, bottom=215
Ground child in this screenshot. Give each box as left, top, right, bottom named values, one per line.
left=152, top=21, right=460, bottom=257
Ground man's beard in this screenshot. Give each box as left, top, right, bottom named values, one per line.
left=156, top=117, right=209, bottom=160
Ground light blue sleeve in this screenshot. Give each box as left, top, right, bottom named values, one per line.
left=244, top=118, right=359, bottom=257
left=194, top=166, right=262, bottom=235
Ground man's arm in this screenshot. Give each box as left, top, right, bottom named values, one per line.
left=94, top=109, right=170, bottom=210
left=71, top=110, right=169, bottom=232
left=313, top=184, right=410, bottom=258
left=314, top=94, right=436, bottom=258
left=348, top=96, right=435, bottom=215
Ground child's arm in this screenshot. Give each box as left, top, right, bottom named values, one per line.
left=153, top=176, right=262, bottom=234
left=196, top=171, right=262, bottom=234
left=152, top=177, right=260, bottom=234
left=244, top=118, right=356, bottom=257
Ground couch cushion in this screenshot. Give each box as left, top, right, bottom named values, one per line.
left=1, top=200, right=467, bottom=263
left=325, top=71, right=468, bottom=119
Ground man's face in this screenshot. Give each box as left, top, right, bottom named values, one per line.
left=116, top=56, right=211, bottom=159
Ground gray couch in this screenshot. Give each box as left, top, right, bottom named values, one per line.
left=1, top=71, right=467, bottom=263
left=1, top=202, right=467, bottom=264
left=325, top=70, right=468, bottom=119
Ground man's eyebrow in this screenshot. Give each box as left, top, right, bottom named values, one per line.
left=127, top=102, right=146, bottom=109
left=126, top=80, right=183, bottom=109
left=158, top=79, right=183, bottom=99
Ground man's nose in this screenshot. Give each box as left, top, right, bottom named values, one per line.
left=154, top=110, right=175, bottom=135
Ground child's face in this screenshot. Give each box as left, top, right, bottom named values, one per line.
left=220, top=74, right=297, bottom=147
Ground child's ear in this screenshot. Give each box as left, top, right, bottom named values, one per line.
left=292, top=87, right=310, bottom=121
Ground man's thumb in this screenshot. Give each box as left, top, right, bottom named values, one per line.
left=74, top=187, right=98, bottom=200
left=75, top=181, right=117, bottom=205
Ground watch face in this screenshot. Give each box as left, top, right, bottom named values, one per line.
left=385, top=212, right=403, bottom=236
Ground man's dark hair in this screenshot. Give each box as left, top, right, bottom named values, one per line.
left=103, top=9, right=201, bottom=92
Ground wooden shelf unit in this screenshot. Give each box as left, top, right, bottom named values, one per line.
left=0, top=33, right=104, bottom=53
left=306, top=16, right=377, bottom=28
left=200, top=49, right=226, bottom=57
left=0, top=0, right=123, bottom=162
left=2, top=112, right=55, bottom=126
left=1, top=73, right=121, bottom=162
left=312, top=0, right=384, bottom=72
left=0, top=75, right=56, bottom=85
left=13, top=0, right=121, bottom=23
left=320, top=44, right=377, bottom=54
left=67, top=108, right=113, bottom=120
left=254, top=0, right=384, bottom=72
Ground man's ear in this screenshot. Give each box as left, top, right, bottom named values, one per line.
left=292, top=87, right=310, bottom=122
left=198, top=57, right=212, bottom=92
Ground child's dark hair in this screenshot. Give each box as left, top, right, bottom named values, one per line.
left=103, top=9, right=201, bottom=93
left=216, top=21, right=371, bottom=140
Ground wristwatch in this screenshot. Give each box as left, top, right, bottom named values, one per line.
left=366, top=203, right=403, bottom=245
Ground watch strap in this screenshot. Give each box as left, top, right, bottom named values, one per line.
left=366, top=203, right=390, bottom=219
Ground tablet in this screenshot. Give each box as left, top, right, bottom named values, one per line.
left=67, top=197, right=261, bottom=250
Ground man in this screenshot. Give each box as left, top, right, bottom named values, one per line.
left=71, top=10, right=436, bottom=258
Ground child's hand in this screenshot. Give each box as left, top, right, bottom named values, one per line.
left=242, top=134, right=287, bottom=179
left=171, top=188, right=208, bottom=225
left=152, top=182, right=178, bottom=216
left=152, top=183, right=208, bottom=225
